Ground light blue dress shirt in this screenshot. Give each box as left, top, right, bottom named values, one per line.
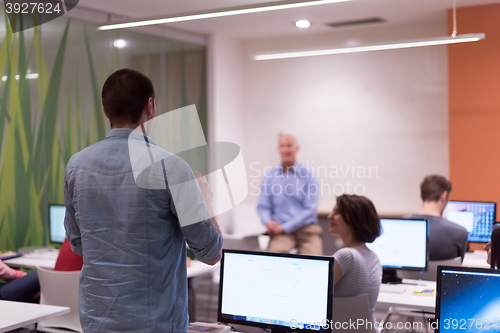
left=64, top=128, right=222, bottom=333
left=256, top=162, right=319, bottom=234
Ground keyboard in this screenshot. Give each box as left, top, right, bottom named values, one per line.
left=380, top=284, right=408, bottom=294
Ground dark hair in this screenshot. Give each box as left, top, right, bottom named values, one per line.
left=420, top=175, right=452, bottom=202
left=336, top=194, right=381, bottom=243
left=491, top=225, right=500, bottom=269
left=101, top=69, right=155, bottom=126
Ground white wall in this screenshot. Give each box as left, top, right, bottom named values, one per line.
left=209, top=34, right=259, bottom=234
left=241, top=21, right=449, bottom=215
left=209, top=21, right=450, bottom=233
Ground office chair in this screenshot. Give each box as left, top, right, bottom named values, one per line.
left=332, top=294, right=373, bottom=333
left=36, top=266, right=83, bottom=333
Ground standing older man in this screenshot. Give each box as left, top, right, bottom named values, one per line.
left=257, top=133, right=322, bottom=255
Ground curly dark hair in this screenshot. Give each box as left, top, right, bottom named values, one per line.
left=336, top=194, right=381, bottom=243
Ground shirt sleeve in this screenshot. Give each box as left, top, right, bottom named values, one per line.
left=64, top=166, right=82, bottom=256
left=181, top=219, right=223, bottom=263
left=281, top=175, right=319, bottom=234
left=256, top=175, right=273, bottom=225
left=168, top=159, right=223, bottom=263
left=333, top=248, right=354, bottom=276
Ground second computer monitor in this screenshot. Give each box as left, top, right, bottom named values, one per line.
left=436, top=266, right=500, bottom=332
left=218, top=249, right=335, bottom=333
left=49, top=204, right=66, bottom=244
left=366, top=218, right=428, bottom=279
left=443, top=201, right=496, bottom=243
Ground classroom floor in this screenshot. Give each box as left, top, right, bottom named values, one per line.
left=190, top=274, right=432, bottom=333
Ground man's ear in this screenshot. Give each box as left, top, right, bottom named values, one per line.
left=441, top=191, right=449, bottom=202
left=146, top=97, right=154, bottom=117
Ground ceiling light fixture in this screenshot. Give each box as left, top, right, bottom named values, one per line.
left=97, top=0, right=351, bottom=31
left=295, top=20, right=311, bottom=28
left=254, top=33, right=485, bottom=60
left=255, top=0, right=484, bottom=61
left=113, top=39, right=127, bottom=48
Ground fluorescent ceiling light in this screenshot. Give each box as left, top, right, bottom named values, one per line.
left=97, top=0, right=350, bottom=31
left=295, top=20, right=311, bottom=28
left=2, top=73, right=39, bottom=81
left=254, top=33, right=485, bottom=60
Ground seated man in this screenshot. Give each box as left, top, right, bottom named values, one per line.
left=257, top=133, right=322, bottom=255
left=407, top=175, right=468, bottom=261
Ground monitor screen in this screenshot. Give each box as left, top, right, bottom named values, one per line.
left=436, top=266, right=500, bottom=332
left=49, top=204, right=66, bottom=243
left=443, top=201, right=496, bottom=243
left=366, top=218, right=428, bottom=271
left=218, top=250, right=335, bottom=333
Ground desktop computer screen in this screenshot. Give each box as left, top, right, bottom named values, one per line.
left=366, top=218, right=428, bottom=283
left=443, top=201, right=496, bottom=243
left=436, top=266, right=500, bottom=333
left=218, top=250, right=335, bottom=333
left=49, top=204, right=66, bottom=243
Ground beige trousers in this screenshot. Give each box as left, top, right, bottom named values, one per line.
left=268, top=223, right=323, bottom=255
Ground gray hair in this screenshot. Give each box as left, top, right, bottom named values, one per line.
left=278, top=132, right=298, bottom=145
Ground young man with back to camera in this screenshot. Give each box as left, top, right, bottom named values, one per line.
left=406, top=175, right=468, bottom=261
left=64, top=69, right=223, bottom=333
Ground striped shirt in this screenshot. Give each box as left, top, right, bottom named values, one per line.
left=333, top=246, right=382, bottom=316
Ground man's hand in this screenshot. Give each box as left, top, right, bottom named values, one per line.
left=266, top=221, right=284, bottom=236
left=193, top=171, right=221, bottom=236
left=194, top=171, right=214, bottom=216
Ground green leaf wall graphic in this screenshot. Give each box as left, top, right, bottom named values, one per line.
left=0, top=10, right=207, bottom=251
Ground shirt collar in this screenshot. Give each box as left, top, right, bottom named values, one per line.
left=106, top=128, right=158, bottom=146
left=106, top=128, right=134, bottom=139
left=278, top=161, right=301, bottom=174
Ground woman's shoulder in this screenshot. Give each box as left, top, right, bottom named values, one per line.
left=334, top=246, right=379, bottom=263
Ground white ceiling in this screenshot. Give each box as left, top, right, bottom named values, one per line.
left=78, top=0, right=500, bottom=39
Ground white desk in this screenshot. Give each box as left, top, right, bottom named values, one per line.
left=0, top=300, right=69, bottom=333
left=5, top=250, right=217, bottom=277
left=377, top=279, right=436, bottom=312
left=462, top=251, right=489, bottom=268
left=4, top=250, right=59, bottom=270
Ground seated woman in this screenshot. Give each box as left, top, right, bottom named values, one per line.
left=328, top=194, right=382, bottom=318
left=0, top=260, right=40, bottom=302
left=485, top=224, right=500, bottom=269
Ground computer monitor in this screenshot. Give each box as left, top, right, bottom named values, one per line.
left=366, top=218, right=429, bottom=283
left=49, top=204, right=66, bottom=243
left=436, top=266, right=500, bottom=332
left=218, top=249, right=335, bottom=333
left=443, top=201, right=496, bottom=243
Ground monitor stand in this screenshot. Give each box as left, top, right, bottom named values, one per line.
left=382, top=269, right=402, bottom=284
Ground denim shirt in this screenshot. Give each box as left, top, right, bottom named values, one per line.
left=256, top=162, right=319, bottom=234
left=64, top=128, right=222, bottom=333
